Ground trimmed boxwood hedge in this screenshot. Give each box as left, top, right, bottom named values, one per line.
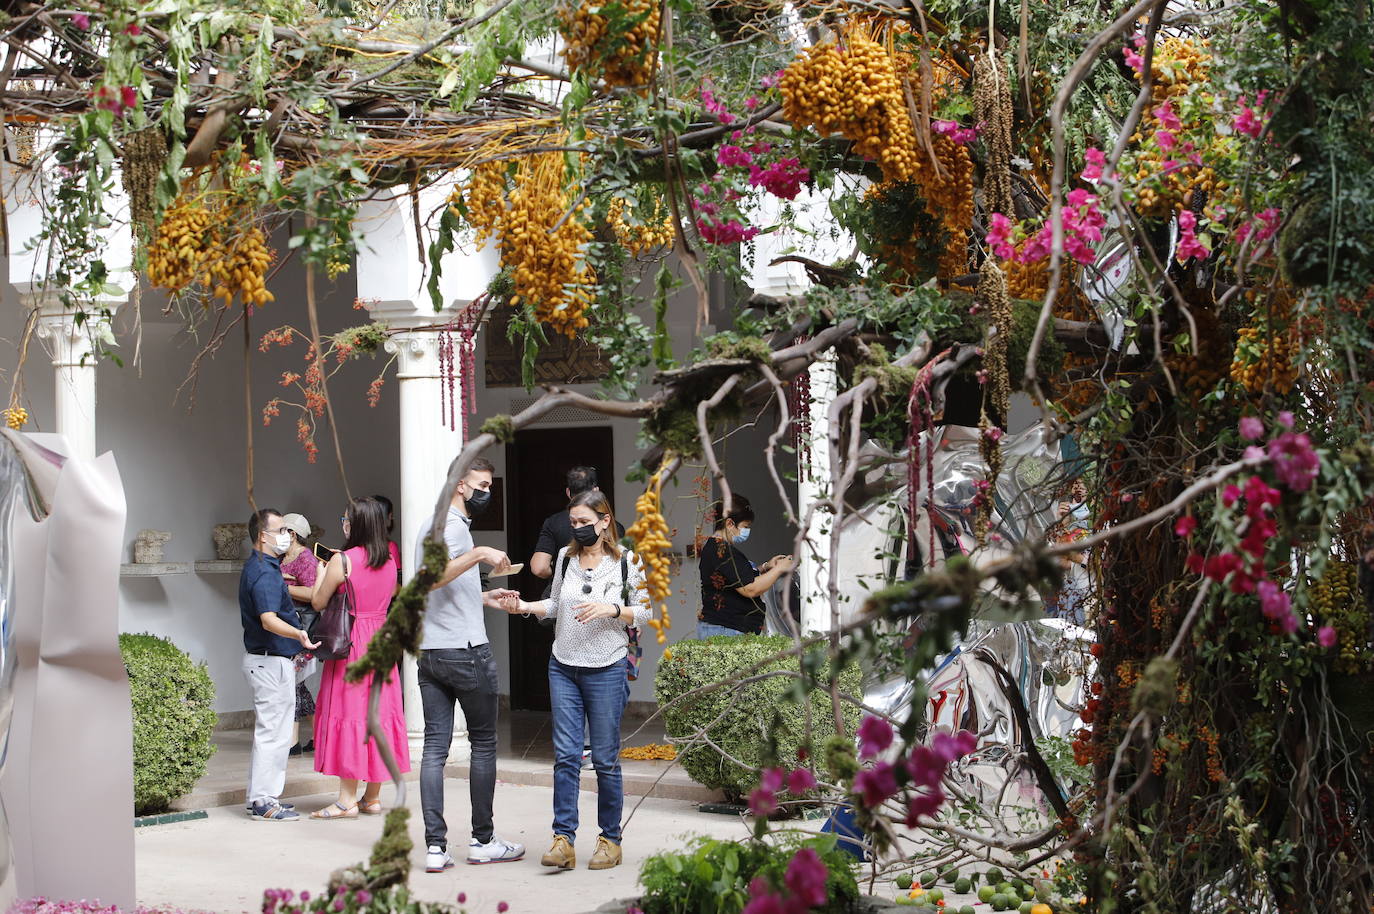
left=120, top=632, right=217, bottom=814
left=655, top=634, right=861, bottom=801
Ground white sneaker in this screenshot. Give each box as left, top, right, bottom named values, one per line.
left=425, top=845, right=455, bottom=873
left=467, top=836, right=525, bottom=864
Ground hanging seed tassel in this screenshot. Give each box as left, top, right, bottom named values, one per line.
left=120, top=126, right=167, bottom=240
left=974, top=53, right=1014, bottom=220
left=975, top=262, right=1012, bottom=544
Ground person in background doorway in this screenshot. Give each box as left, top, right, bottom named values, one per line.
left=417, top=457, right=525, bottom=871
left=308, top=497, right=410, bottom=819
left=373, top=494, right=403, bottom=586
left=240, top=507, right=319, bottom=821
left=530, top=466, right=624, bottom=581
left=697, top=493, right=794, bottom=638
left=499, top=488, right=651, bottom=871
left=279, top=512, right=318, bottom=756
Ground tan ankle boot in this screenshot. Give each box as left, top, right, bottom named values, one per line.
left=588, top=836, right=622, bottom=870
left=541, top=834, right=575, bottom=869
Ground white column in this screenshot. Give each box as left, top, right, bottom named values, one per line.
left=28, top=297, right=113, bottom=462
left=798, top=354, right=837, bottom=634
left=383, top=325, right=471, bottom=763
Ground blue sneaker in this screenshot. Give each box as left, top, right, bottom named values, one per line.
left=248, top=799, right=300, bottom=821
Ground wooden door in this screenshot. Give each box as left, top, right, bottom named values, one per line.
left=505, top=426, right=616, bottom=711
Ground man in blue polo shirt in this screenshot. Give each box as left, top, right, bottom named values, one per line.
left=240, top=507, right=318, bottom=821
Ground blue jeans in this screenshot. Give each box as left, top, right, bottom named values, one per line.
left=697, top=621, right=752, bottom=639
left=549, top=656, right=627, bottom=843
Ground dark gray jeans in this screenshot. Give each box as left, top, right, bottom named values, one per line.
left=418, top=646, right=500, bottom=850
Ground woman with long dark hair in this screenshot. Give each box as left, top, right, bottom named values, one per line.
left=308, top=496, right=410, bottom=818
left=500, top=489, right=650, bottom=870
left=697, top=493, right=793, bottom=637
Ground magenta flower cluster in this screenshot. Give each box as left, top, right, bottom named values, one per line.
left=741, top=848, right=830, bottom=914
left=931, top=120, right=980, bottom=145
left=1232, top=91, right=1270, bottom=139
left=1179, top=413, right=1323, bottom=635
left=748, top=765, right=819, bottom=817
left=852, top=716, right=976, bottom=826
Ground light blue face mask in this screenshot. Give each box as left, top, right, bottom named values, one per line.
left=731, top=526, right=751, bottom=545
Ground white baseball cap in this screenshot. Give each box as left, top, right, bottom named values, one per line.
left=280, top=513, right=311, bottom=540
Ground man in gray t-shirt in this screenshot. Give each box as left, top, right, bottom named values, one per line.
left=417, top=457, right=526, bottom=871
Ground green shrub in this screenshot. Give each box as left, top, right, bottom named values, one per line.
left=638, top=834, right=859, bottom=914
left=655, top=634, right=862, bottom=801
left=120, top=632, right=217, bottom=814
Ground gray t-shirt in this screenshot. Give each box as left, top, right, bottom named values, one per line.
left=417, top=506, right=487, bottom=650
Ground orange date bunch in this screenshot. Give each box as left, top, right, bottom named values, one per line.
left=558, top=0, right=661, bottom=91
left=147, top=188, right=274, bottom=307
left=454, top=151, right=597, bottom=338
left=628, top=468, right=674, bottom=643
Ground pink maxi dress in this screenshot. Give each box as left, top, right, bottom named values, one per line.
left=313, top=546, right=411, bottom=780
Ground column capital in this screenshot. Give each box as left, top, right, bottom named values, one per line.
left=31, top=305, right=107, bottom=370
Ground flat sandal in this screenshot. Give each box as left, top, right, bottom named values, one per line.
left=310, top=801, right=358, bottom=820
left=359, top=800, right=383, bottom=815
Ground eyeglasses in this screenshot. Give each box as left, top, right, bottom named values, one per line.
left=340, top=515, right=349, bottom=526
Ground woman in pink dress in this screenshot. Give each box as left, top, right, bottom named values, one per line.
left=308, top=496, right=411, bottom=819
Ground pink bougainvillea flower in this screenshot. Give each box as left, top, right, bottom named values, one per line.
left=742, top=878, right=789, bottom=914
left=1239, top=416, right=1264, bottom=440
left=1155, top=129, right=1177, bottom=152
left=748, top=157, right=809, bottom=200
left=1317, top=626, right=1337, bottom=648
left=761, top=766, right=786, bottom=793
left=1276, top=410, right=1295, bottom=429
left=497, top=903, right=508, bottom=913
left=1175, top=210, right=1211, bottom=262
left=124, top=22, right=142, bottom=36
left=787, top=767, right=817, bottom=794
left=716, top=144, right=753, bottom=168
left=853, top=761, right=898, bottom=807
left=1174, top=515, right=1197, bottom=538
left=857, top=714, right=894, bottom=759
left=1257, top=579, right=1290, bottom=620
left=696, top=218, right=759, bottom=245
left=986, top=212, right=1016, bottom=259
left=1155, top=103, right=1182, bottom=132
left=784, top=848, right=829, bottom=908
left=760, top=69, right=783, bottom=89
left=1267, top=431, right=1319, bottom=492
left=72, top=12, right=90, bottom=28
left=1221, top=484, right=1241, bottom=508
left=1080, top=147, right=1107, bottom=181
left=1243, top=474, right=1281, bottom=510
left=904, top=786, right=946, bottom=826
left=748, top=786, right=778, bottom=817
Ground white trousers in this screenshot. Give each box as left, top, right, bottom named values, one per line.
left=243, top=653, right=296, bottom=804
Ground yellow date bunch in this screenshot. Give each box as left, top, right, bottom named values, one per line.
left=781, top=24, right=921, bottom=185
left=558, top=0, right=660, bottom=90
left=609, top=195, right=674, bottom=255
left=1229, top=293, right=1299, bottom=395
left=147, top=191, right=275, bottom=307
left=620, top=743, right=677, bottom=760
left=628, top=470, right=674, bottom=644
left=1123, top=36, right=1233, bottom=218
left=3, top=405, right=28, bottom=429
left=455, top=152, right=597, bottom=338
left=1311, top=560, right=1370, bottom=674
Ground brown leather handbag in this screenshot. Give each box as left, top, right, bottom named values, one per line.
left=309, top=553, right=355, bottom=661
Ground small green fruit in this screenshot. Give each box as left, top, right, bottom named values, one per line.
left=960, top=907, right=976, bottom=914
left=926, top=889, right=944, bottom=903
left=978, top=886, right=997, bottom=903
left=954, top=877, right=972, bottom=894
left=921, top=871, right=939, bottom=887
left=895, top=874, right=913, bottom=890
left=986, top=867, right=1003, bottom=884
left=941, top=868, right=959, bottom=884
left=997, top=883, right=1015, bottom=896
left=1019, top=903, right=1034, bottom=914
left=991, top=894, right=1010, bottom=912
left=893, top=896, right=915, bottom=906
left=1020, top=885, right=1037, bottom=901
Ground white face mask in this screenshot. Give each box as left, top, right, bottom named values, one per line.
left=273, top=532, right=292, bottom=554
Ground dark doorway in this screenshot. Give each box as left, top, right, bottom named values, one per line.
left=505, top=426, right=616, bottom=711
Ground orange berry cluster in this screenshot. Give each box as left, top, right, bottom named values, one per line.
left=3, top=405, right=28, bottom=429
left=558, top=0, right=660, bottom=90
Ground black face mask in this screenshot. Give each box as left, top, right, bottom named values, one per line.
left=464, top=489, right=492, bottom=516
left=572, top=523, right=601, bottom=547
